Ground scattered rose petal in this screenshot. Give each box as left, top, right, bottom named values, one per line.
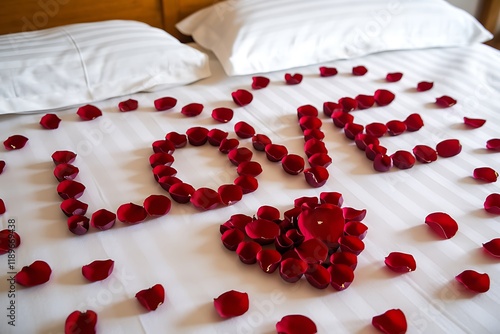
left=339, top=236, right=365, bottom=255
left=234, top=121, right=256, bottom=139
left=386, top=120, right=407, bottom=136
left=331, top=111, right=354, bottom=128
left=299, top=116, right=322, bottom=131
left=256, top=249, right=281, bottom=273
left=52, top=150, right=77, bottom=165
left=0, top=160, right=5, bottom=174
left=236, top=241, right=262, bottom=264
left=482, top=238, right=500, bottom=257
left=67, top=215, right=90, bottom=235
left=352, top=66, right=368, bottom=76
left=181, top=102, right=204, bottom=117
left=366, top=123, right=388, bottom=137
left=285, top=73, right=303, bottom=85
left=149, top=152, right=174, bottom=168
left=319, top=66, right=338, bottom=77
left=65, top=310, right=98, bottom=334
left=386, top=72, right=403, bottom=82
left=339, top=97, right=358, bottom=112
left=308, top=153, right=332, bottom=168
left=221, top=228, right=245, bottom=251
left=366, top=144, right=387, bottom=161
left=251, top=134, right=272, bottom=151
left=143, top=195, right=171, bottom=216
left=344, top=221, right=368, bottom=239
left=57, top=180, right=85, bottom=199
left=391, top=150, right=416, bottom=170
left=456, top=270, right=490, bottom=293
left=304, top=129, right=325, bottom=141
left=168, top=182, right=195, bottom=203
left=4, top=135, right=29, bottom=150
left=304, top=166, right=329, bottom=188
left=473, top=167, right=498, bottom=183
left=297, top=105, right=319, bottom=119
left=117, top=203, right=148, bottom=224
left=77, top=105, right=102, bottom=120
left=15, top=260, right=51, bottom=287
left=211, top=107, right=234, bottom=123
left=245, top=219, right=280, bottom=245
left=294, top=197, right=318, bottom=209
left=330, top=252, right=358, bottom=269
left=328, top=263, right=355, bottom=290
left=90, top=209, right=116, bottom=231
left=154, top=97, right=177, bottom=111
left=265, top=144, right=288, bottom=162
left=282, top=154, right=305, bottom=175
left=118, top=98, right=138, bottom=112
left=0, top=229, right=21, bottom=255
left=228, top=147, right=253, bottom=166
left=342, top=207, right=366, bottom=222
left=165, top=132, right=187, bottom=148
left=252, top=76, right=270, bottom=89
left=40, top=113, right=61, bottom=129
left=213, top=290, right=249, bottom=318
left=191, top=188, right=221, bottom=210
left=234, top=175, right=259, bottom=194
left=486, top=138, right=500, bottom=151
left=135, top=284, right=165, bottom=311
left=484, top=193, right=500, bottom=214
left=152, top=139, right=175, bottom=155
left=417, top=81, right=433, bottom=92
left=304, top=138, right=328, bottom=157
left=436, top=139, right=461, bottom=157
left=222, top=214, right=253, bottom=233
left=296, top=238, right=328, bottom=264
left=218, top=184, right=243, bottom=205
left=373, top=154, right=392, bottom=172
left=236, top=161, right=263, bottom=177
left=463, top=117, right=486, bottom=128
left=344, top=122, right=364, bottom=140
left=207, top=129, right=229, bottom=146
left=0, top=199, right=5, bottom=214
left=425, top=212, right=458, bottom=239
left=232, top=89, right=253, bottom=106
left=355, top=133, right=379, bottom=151
left=355, top=94, right=375, bottom=109
left=158, top=176, right=182, bottom=192
left=152, top=165, right=177, bottom=181
left=305, top=263, right=331, bottom=289
left=435, top=95, right=457, bottom=108
left=374, top=89, right=395, bottom=106
left=298, top=205, right=344, bottom=249
left=54, top=163, right=79, bottom=182
left=372, top=309, right=407, bottom=334
left=323, top=102, right=341, bottom=117
left=280, top=258, right=308, bottom=283
left=186, top=127, right=209, bottom=146
left=320, top=192, right=343, bottom=206
left=385, top=252, right=416, bottom=272
left=276, top=314, right=317, bottom=334
left=257, top=205, right=281, bottom=221
left=219, top=138, right=239, bottom=154
left=404, top=113, right=424, bottom=132
left=413, top=145, right=437, bottom=163
left=82, top=259, right=114, bottom=282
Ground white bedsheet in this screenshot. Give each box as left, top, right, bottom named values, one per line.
left=0, top=43, right=499, bottom=333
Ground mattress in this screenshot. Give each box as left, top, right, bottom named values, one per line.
left=0, top=43, right=499, bottom=333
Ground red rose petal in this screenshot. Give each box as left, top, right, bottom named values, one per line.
left=328, top=263, right=355, bottom=290
left=168, top=182, right=195, bottom=203
left=486, top=138, right=500, bottom=151
left=90, top=209, right=116, bottom=231
left=0, top=160, right=5, bottom=174
left=484, top=193, right=500, bottom=214
left=190, top=188, right=221, bottom=210
left=385, top=252, right=416, bottom=272
left=211, top=107, right=234, bottom=123
left=482, top=238, right=500, bottom=257
left=372, top=309, right=407, bottom=334
left=0, top=229, right=21, bottom=255
left=165, top=132, right=187, bottom=148
left=152, top=165, right=177, bottom=181
left=149, top=152, right=174, bottom=168
left=280, top=258, right=308, bottom=283
left=236, top=161, right=263, bottom=177
left=339, top=235, right=365, bottom=255
left=213, top=290, right=249, bottom=318
left=352, top=66, right=368, bottom=76
left=186, top=127, right=209, bottom=146
left=463, top=116, right=486, bottom=128
left=374, top=89, right=395, bottom=106
left=330, top=252, right=358, bottom=270
left=323, top=102, right=341, bottom=117
left=82, top=259, right=114, bottom=282
left=391, top=150, right=416, bottom=170
left=221, top=228, right=245, bottom=251
left=417, top=81, right=433, bottom=92
left=308, top=153, right=332, bottom=168
left=373, top=154, right=392, bottom=172
left=304, top=166, right=329, bottom=188
left=296, top=238, right=328, bottom=264
left=456, top=270, right=490, bottom=293
left=257, top=205, right=281, bottom=221
left=473, top=167, right=498, bottom=182
left=181, top=102, right=204, bottom=117
left=207, top=129, right=229, bottom=146
left=154, top=97, right=177, bottom=111
left=285, top=73, right=303, bottom=85
left=366, top=145, right=387, bottom=161
left=256, top=249, right=282, bottom=273
left=118, top=98, right=138, bottom=112
left=366, top=122, right=388, bottom=138
left=57, top=180, right=85, bottom=199
left=339, top=97, right=358, bottom=112
left=342, top=207, right=366, bottom=222
left=135, top=284, right=165, bottom=311
left=404, top=113, right=424, bottom=132
left=320, top=192, right=343, bottom=206
left=3, top=135, right=29, bottom=150
left=245, top=219, right=280, bottom=245
left=298, top=205, right=344, bottom=249
left=282, top=154, right=305, bottom=175
left=386, top=72, right=403, bottom=82
left=319, top=66, right=338, bottom=77
left=436, top=139, right=462, bottom=157
left=355, top=94, right=375, bottom=109
left=77, top=105, right=102, bottom=120
left=386, top=120, right=407, bottom=136
left=355, top=133, right=379, bottom=151
left=158, top=176, right=182, bottom=192
left=297, top=105, right=319, bottom=119
left=252, top=76, right=270, bottom=89
left=219, top=138, right=239, bottom=153
left=435, top=95, right=457, bottom=108
left=67, top=215, right=90, bottom=235
left=15, top=260, right=51, bottom=287
left=52, top=150, right=76, bottom=165
left=344, top=221, right=368, bottom=239
left=234, top=175, right=258, bottom=194
left=344, top=122, right=364, bottom=140
left=54, top=163, right=79, bottom=182
left=234, top=121, right=256, bottom=139
left=65, top=310, right=98, bottom=334
left=152, top=139, right=175, bottom=155
left=299, top=116, right=322, bottom=131
left=236, top=240, right=262, bottom=264
left=425, top=212, right=458, bottom=239
left=218, top=184, right=243, bottom=205
left=223, top=214, right=253, bottom=233
left=40, top=113, right=61, bottom=129
left=117, top=203, right=148, bottom=224
left=304, top=129, right=325, bottom=141
left=265, top=144, right=288, bottom=162
left=413, top=145, right=438, bottom=163
left=276, top=314, right=317, bottom=334
left=305, top=263, right=331, bottom=289
left=0, top=199, right=6, bottom=214
left=143, top=195, right=171, bottom=216
left=232, top=89, right=253, bottom=106
left=331, top=111, right=354, bottom=128
left=304, top=139, right=328, bottom=157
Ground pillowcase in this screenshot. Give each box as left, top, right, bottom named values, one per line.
left=176, top=0, right=493, bottom=76
left=0, top=20, right=211, bottom=114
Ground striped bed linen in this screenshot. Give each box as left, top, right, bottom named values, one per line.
left=0, top=43, right=499, bottom=333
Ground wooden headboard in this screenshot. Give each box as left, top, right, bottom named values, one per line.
left=0, top=0, right=218, bottom=41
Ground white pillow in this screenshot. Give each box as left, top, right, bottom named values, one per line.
left=0, top=20, right=211, bottom=114
left=177, top=0, right=493, bottom=76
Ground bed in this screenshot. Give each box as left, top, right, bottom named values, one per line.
left=0, top=1, right=499, bottom=333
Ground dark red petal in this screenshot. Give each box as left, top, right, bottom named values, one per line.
left=118, top=98, right=138, bottom=112
left=374, top=89, right=395, bottom=106
left=366, top=144, right=388, bottom=161
left=344, top=123, right=364, bottom=140
left=40, top=113, right=61, bottom=129
left=90, top=209, right=116, bottom=230
left=82, top=259, right=114, bottom=282
left=234, top=121, right=256, bottom=139
left=154, top=97, right=177, bottom=111
left=207, top=129, right=229, bottom=146
left=67, top=215, right=90, bottom=235
left=372, top=309, right=407, bottom=334
left=252, top=76, right=270, bottom=89
left=304, top=138, right=328, bottom=157
left=265, top=144, right=288, bottom=162
left=296, top=238, right=328, bottom=264
left=0, top=160, right=5, bottom=174
left=52, top=150, right=77, bottom=165
left=417, top=81, right=434, bottom=92
left=15, top=260, right=51, bottom=287
left=285, top=73, right=303, bottom=85
left=143, top=195, right=171, bottom=216
left=54, top=163, right=79, bottom=182
left=435, top=95, right=457, bottom=108
left=352, top=66, right=368, bottom=76
left=355, top=133, right=379, bottom=151
left=366, top=123, right=388, bottom=137
left=236, top=240, right=262, bottom=264
left=165, top=131, right=187, bottom=148
left=276, top=314, right=317, bottom=334
left=342, top=207, right=366, bottom=222
left=213, top=290, right=249, bottom=318
left=223, top=214, right=253, bottom=233
left=331, top=111, right=354, bottom=128
left=245, top=219, right=280, bottom=245
left=190, top=188, right=221, bottom=210
left=482, top=238, right=500, bottom=257
left=486, top=138, right=500, bottom=151
left=456, top=270, right=490, bottom=293
left=413, top=145, right=438, bottom=163
left=257, top=205, right=281, bottom=221
left=386, top=72, right=403, bottom=82
left=152, top=165, right=177, bottom=181
left=339, top=235, right=365, bottom=255
left=0, top=229, right=21, bottom=255
left=228, top=147, right=253, bottom=166
left=152, top=139, right=175, bottom=154
left=232, top=89, right=253, bottom=106
left=344, top=221, right=368, bottom=239
left=339, top=97, right=358, bottom=112
left=308, top=153, right=332, bottom=168
left=149, top=152, right=174, bottom=168
left=328, top=263, right=355, bottom=290
left=373, top=154, right=392, bottom=172
left=77, top=105, right=102, bottom=120
left=484, top=193, right=500, bottom=214
left=473, top=167, right=498, bottom=182
left=386, top=120, right=407, bottom=136
left=279, top=258, right=308, bottom=283
left=304, top=166, right=329, bottom=188
left=355, top=94, right=375, bottom=109
left=218, top=184, right=243, bottom=205
left=158, top=176, right=182, bottom=192
left=256, top=249, right=281, bottom=273
left=425, top=212, right=458, bottom=239
left=186, top=127, right=209, bottom=146
left=320, top=192, right=343, bottom=206
left=404, top=113, right=424, bottom=132
left=330, top=252, right=358, bottom=270
left=385, top=252, right=416, bottom=272
left=436, top=139, right=462, bottom=157
left=234, top=175, right=258, bottom=194
left=211, top=107, right=234, bottom=123
left=135, top=284, right=165, bottom=311
left=304, top=129, right=325, bottom=141
left=236, top=161, right=263, bottom=177
left=117, top=203, right=148, bottom=224
left=65, top=310, right=98, bottom=334
left=3, top=135, right=29, bottom=150
left=297, top=105, right=319, bottom=119
left=323, top=102, right=341, bottom=117
left=319, top=66, right=338, bottom=77
left=0, top=199, right=5, bottom=214
left=221, top=228, right=245, bottom=250
left=219, top=138, right=239, bottom=153
left=294, top=197, right=319, bottom=209
left=168, top=182, right=195, bottom=203
left=181, top=102, right=204, bottom=117
left=299, top=116, right=322, bottom=131
left=282, top=154, right=305, bottom=175
left=305, top=264, right=331, bottom=289
left=57, top=180, right=85, bottom=199
left=391, top=150, right=416, bottom=170
left=463, top=117, right=486, bottom=128
left=298, top=206, right=344, bottom=249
